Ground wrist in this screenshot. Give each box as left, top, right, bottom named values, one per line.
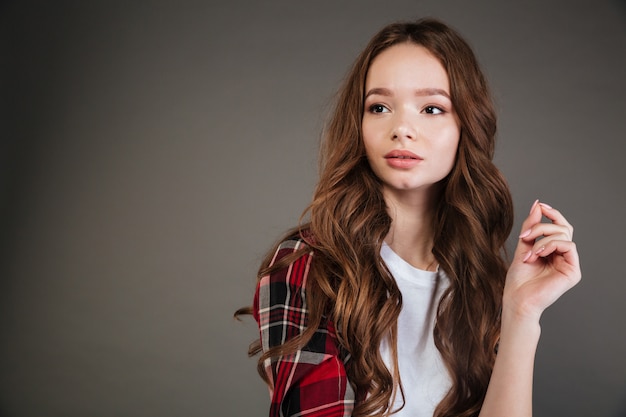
left=501, top=287, right=545, bottom=323
left=500, top=305, right=542, bottom=344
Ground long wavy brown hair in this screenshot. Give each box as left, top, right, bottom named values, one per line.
left=237, top=18, right=513, bottom=417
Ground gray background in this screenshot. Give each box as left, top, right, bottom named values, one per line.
left=2, top=1, right=626, bottom=416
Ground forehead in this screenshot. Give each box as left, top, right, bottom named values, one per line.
left=365, top=43, right=450, bottom=91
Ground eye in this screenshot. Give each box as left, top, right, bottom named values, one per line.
left=369, top=104, right=390, bottom=113
left=423, top=105, right=444, bottom=115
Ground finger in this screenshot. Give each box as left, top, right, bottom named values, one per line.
left=519, top=222, right=572, bottom=242
left=538, top=203, right=574, bottom=238
left=525, top=239, right=580, bottom=273
left=514, top=199, right=544, bottom=257
left=539, top=240, right=581, bottom=285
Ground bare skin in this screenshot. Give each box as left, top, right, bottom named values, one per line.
left=479, top=200, right=580, bottom=417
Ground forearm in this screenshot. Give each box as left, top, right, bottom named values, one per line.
left=478, top=310, right=541, bottom=417
left=479, top=200, right=580, bottom=416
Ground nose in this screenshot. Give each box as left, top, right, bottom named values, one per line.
left=391, top=114, right=417, bottom=141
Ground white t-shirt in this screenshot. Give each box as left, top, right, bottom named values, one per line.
left=379, top=242, right=452, bottom=417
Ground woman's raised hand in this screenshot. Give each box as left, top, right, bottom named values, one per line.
left=504, top=200, right=582, bottom=322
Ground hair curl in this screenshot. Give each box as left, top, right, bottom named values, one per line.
left=237, top=18, right=513, bottom=417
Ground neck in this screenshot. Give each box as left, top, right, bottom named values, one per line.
left=383, top=187, right=439, bottom=271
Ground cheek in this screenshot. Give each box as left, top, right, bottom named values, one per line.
left=437, top=131, right=461, bottom=169
left=360, top=133, right=383, bottom=173
left=443, top=124, right=461, bottom=152
left=361, top=126, right=378, bottom=157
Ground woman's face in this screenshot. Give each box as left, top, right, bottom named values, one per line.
left=362, top=42, right=461, bottom=200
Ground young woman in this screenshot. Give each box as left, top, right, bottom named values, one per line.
left=237, top=18, right=581, bottom=417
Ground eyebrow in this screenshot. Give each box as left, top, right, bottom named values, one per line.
left=364, top=87, right=451, bottom=99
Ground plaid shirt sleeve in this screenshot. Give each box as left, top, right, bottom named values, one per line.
left=253, top=238, right=355, bottom=417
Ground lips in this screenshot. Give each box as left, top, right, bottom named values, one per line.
left=384, top=150, right=423, bottom=169
left=384, top=150, right=423, bottom=160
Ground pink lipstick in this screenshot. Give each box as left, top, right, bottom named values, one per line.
left=384, top=150, right=423, bottom=169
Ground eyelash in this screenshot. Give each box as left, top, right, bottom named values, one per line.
left=367, top=104, right=446, bottom=114
left=368, top=104, right=389, bottom=113
left=423, top=105, right=445, bottom=115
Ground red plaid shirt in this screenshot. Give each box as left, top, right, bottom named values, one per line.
left=253, top=238, right=355, bottom=417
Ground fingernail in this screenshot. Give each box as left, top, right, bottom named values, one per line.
left=519, top=229, right=531, bottom=239
left=535, top=245, right=546, bottom=255
left=530, top=199, right=539, bottom=214
left=523, top=250, right=532, bottom=262
left=539, top=202, right=552, bottom=209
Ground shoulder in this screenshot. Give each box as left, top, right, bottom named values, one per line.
left=263, top=236, right=314, bottom=291
left=272, top=237, right=312, bottom=263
